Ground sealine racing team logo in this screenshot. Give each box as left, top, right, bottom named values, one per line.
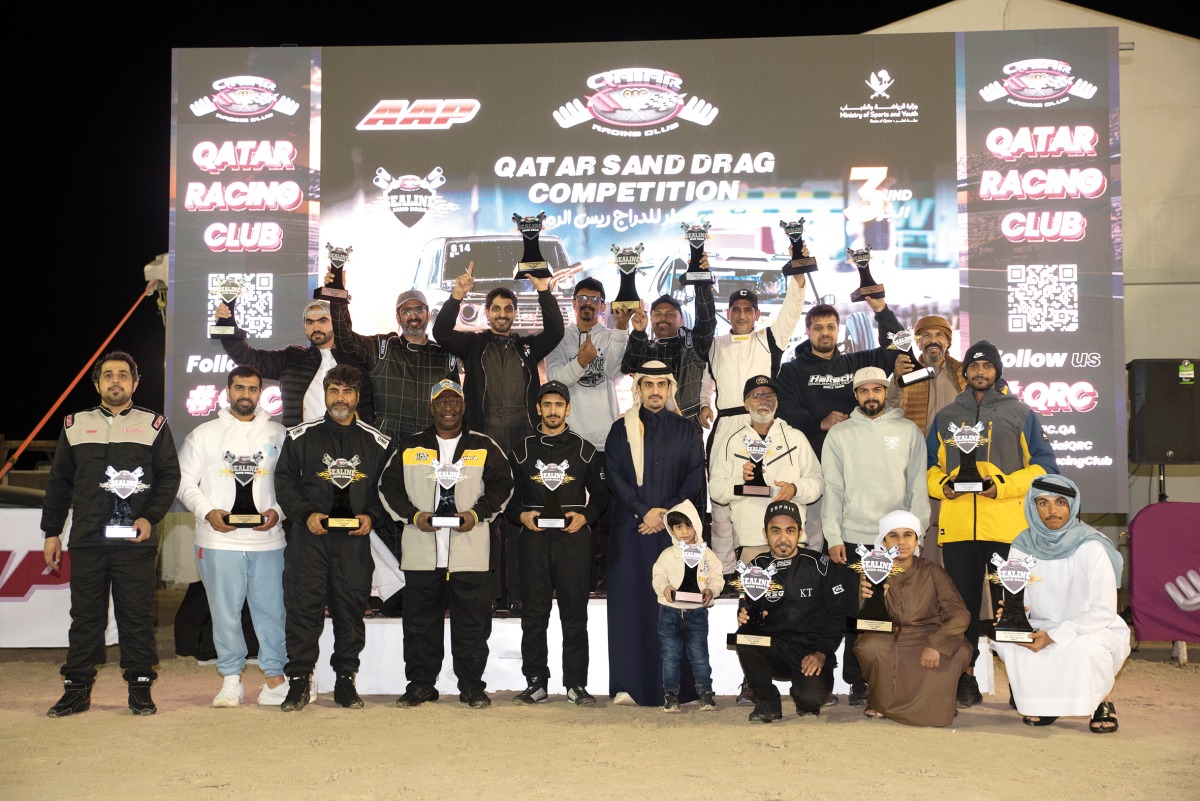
left=373, top=166, right=456, bottom=227
left=223, top=451, right=265, bottom=486
left=319, top=454, right=365, bottom=489
left=100, top=466, right=150, bottom=499
left=553, top=67, right=718, bottom=137
left=979, top=58, right=1098, bottom=107
left=189, top=76, right=299, bottom=123
left=534, top=460, right=574, bottom=491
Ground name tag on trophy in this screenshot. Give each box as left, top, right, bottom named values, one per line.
left=735, top=436, right=773, bottom=497
left=990, top=553, right=1038, bottom=643
left=852, top=544, right=903, bottom=632
left=610, top=243, right=644, bottom=313
left=512, top=212, right=553, bottom=279
left=889, top=327, right=936, bottom=387
left=321, top=454, right=364, bottom=530
left=534, top=459, right=570, bottom=528
left=679, top=221, right=715, bottom=285
left=430, top=457, right=465, bottom=528
left=847, top=246, right=885, bottom=303
left=208, top=276, right=243, bottom=338
left=223, top=451, right=264, bottom=527
left=100, top=466, right=149, bottom=538
left=778, top=219, right=818, bottom=276
left=727, top=560, right=778, bottom=649
left=674, top=542, right=707, bottom=605
left=948, top=422, right=990, bottom=493
left=314, top=243, right=352, bottom=301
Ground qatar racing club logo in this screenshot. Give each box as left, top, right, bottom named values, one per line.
left=373, top=166, right=457, bottom=227
left=190, top=75, right=299, bottom=123
left=553, top=67, right=717, bottom=137
left=979, top=58, right=1098, bottom=107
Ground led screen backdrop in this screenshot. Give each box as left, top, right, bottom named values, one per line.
left=169, top=27, right=1125, bottom=511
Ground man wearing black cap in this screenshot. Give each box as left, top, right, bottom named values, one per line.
left=734, top=500, right=845, bottom=723
left=506, top=381, right=608, bottom=706
left=926, top=339, right=1057, bottom=708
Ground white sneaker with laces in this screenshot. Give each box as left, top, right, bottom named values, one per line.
left=257, top=680, right=290, bottom=706
left=213, top=675, right=244, bottom=708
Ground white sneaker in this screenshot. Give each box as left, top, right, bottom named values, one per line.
left=212, top=675, right=244, bottom=708
left=612, top=691, right=635, bottom=706
left=257, top=680, right=290, bottom=706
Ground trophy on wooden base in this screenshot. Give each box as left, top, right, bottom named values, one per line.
left=990, top=552, right=1038, bottom=643
left=513, top=212, right=553, bottom=279
left=314, top=243, right=352, bottom=301
left=847, top=246, right=885, bottom=302
left=679, top=221, right=715, bottom=286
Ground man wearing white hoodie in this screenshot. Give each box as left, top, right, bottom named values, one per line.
left=820, top=366, right=930, bottom=706
left=177, top=365, right=288, bottom=708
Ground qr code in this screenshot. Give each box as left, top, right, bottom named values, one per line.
left=209, top=273, right=273, bottom=339
left=1006, top=264, right=1078, bottom=333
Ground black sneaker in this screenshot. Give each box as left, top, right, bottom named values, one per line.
left=736, top=681, right=757, bottom=706
left=128, top=677, right=157, bottom=716
left=566, top=687, right=597, bottom=706
left=698, top=691, right=717, bottom=711
left=748, top=702, right=782, bottom=724
left=460, top=688, right=491, bottom=708
left=821, top=692, right=840, bottom=708
left=848, top=683, right=869, bottom=706
left=47, top=680, right=92, bottom=718
left=512, top=678, right=548, bottom=705
left=663, top=691, right=681, bottom=712
left=334, top=673, right=364, bottom=709
left=395, top=685, right=439, bottom=708
left=281, top=675, right=312, bottom=712
left=956, top=673, right=982, bottom=709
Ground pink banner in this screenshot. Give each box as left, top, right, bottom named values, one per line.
left=1129, top=502, right=1200, bottom=643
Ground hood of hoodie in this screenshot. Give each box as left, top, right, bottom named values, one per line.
left=847, top=405, right=905, bottom=425
left=666, top=499, right=704, bottom=546
left=217, top=406, right=273, bottom=426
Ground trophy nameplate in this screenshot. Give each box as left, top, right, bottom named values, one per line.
left=513, top=212, right=553, bottom=279
left=735, top=436, right=773, bottom=497
left=610, top=243, right=644, bottom=313
left=889, top=327, right=936, bottom=387
left=847, top=246, right=885, bottom=302
left=322, top=454, right=363, bottom=531
left=431, top=515, right=463, bottom=528
left=679, top=221, right=715, bottom=285
left=727, top=560, right=778, bottom=649
left=852, top=544, right=903, bottom=632
left=222, top=451, right=264, bottom=528
left=209, top=276, right=243, bottom=338
left=429, top=457, right=465, bottom=530
left=314, top=243, right=352, bottom=301
left=100, top=466, right=148, bottom=538
left=778, top=219, right=818, bottom=276
left=948, top=422, right=989, bottom=493
left=534, top=459, right=569, bottom=529
left=990, top=553, right=1038, bottom=643
left=674, top=542, right=707, bottom=604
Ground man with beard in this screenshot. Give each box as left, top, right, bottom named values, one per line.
left=273, top=364, right=391, bottom=712
left=43, top=351, right=180, bottom=717
left=507, top=381, right=608, bottom=706
left=379, top=379, right=513, bottom=710
left=775, top=297, right=907, bottom=552
left=176, top=365, right=288, bottom=708
left=927, top=340, right=1057, bottom=708
left=545, top=278, right=631, bottom=592
left=604, top=361, right=705, bottom=706
left=821, top=366, right=930, bottom=705
left=433, top=264, right=564, bottom=612
left=216, top=299, right=374, bottom=427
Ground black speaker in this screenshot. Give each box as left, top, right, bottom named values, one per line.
left=1128, top=359, right=1200, bottom=464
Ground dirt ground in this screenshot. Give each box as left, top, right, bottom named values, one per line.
left=2, top=590, right=1197, bottom=801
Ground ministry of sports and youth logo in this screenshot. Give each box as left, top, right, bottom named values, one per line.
left=554, top=67, right=718, bottom=137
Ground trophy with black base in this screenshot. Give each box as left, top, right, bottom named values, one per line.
left=223, top=451, right=265, bottom=528
left=679, top=221, right=715, bottom=286
left=735, top=436, right=773, bottom=497
left=852, top=544, right=904, bottom=632
left=430, top=456, right=465, bottom=529
left=534, top=459, right=568, bottom=529
left=778, top=219, right=818, bottom=276
left=889, top=326, right=935, bottom=387
left=947, top=422, right=990, bottom=494
left=727, top=560, right=779, bottom=649
left=847, top=246, right=885, bottom=302
left=321, top=454, right=364, bottom=531
left=100, top=466, right=148, bottom=539
left=209, top=276, right=243, bottom=338
left=610, top=243, right=644, bottom=313
left=314, top=243, right=352, bottom=301
left=513, top=212, right=553, bottom=279
left=990, top=552, right=1038, bottom=643
left=673, top=542, right=708, bottom=605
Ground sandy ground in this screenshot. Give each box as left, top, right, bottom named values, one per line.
left=2, top=592, right=1198, bottom=801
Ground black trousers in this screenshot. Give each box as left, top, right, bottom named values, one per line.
left=737, top=637, right=836, bottom=715
left=942, top=539, right=1010, bottom=666
left=403, top=569, right=492, bottom=693
left=63, top=545, right=158, bottom=683
left=283, top=530, right=371, bottom=675
left=836, top=548, right=866, bottom=687
left=518, top=526, right=592, bottom=688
